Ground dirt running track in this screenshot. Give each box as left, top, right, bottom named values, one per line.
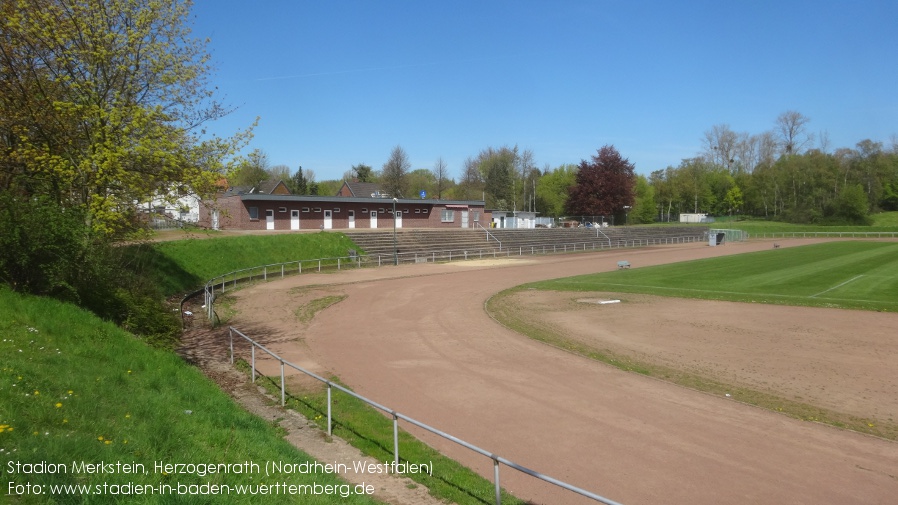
left=228, top=240, right=898, bottom=505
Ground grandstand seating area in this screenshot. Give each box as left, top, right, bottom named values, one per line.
left=343, top=226, right=709, bottom=262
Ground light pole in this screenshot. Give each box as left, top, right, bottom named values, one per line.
left=392, top=198, right=398, bottom=265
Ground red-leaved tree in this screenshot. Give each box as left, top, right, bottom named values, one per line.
left=565, top=145, right=636, bottom=217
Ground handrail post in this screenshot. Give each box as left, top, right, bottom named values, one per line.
left=251, top=345, right=256, bottom=383
left=229, top=327, right=234, bottom=364
left=327, top=384, right=333, bottom=436
left=494, top=458, right=501, bottom=505
left=280, top=360, right=286, bottom=406
left=393, top=412, right=400, bottom=467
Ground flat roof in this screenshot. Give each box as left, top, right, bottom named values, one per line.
left=237, top=194, right=485, bottom=206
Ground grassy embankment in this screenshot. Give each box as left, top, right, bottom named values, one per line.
left=4, top=231, right=529, bottom=504
left=487, top=240, right=898, bottom=440
left=0, top=288, right=382, bottom=504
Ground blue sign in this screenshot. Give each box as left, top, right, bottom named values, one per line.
left=419, top=190, right=426, bottom=199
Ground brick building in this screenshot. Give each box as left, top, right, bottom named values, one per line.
left=199, top=192, right=487, bottom=231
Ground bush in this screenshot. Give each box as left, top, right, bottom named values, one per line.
left=0, top=191, right=180, bottom=347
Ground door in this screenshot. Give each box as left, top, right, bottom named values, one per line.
left=348, top=210, right=355, bottom=229
left=370, top=211, right=378, bottom=228
left=265, top=209, right=275, bottom=230
left=290, top=210, right=300, bottom=230
left=461, top=210, right=469, bottom=228
left=323, top=209, right=333, bottom=229
left=394, top=209, right=402, bottom=228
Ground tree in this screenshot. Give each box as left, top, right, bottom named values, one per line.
left=352, top=163, right=375, bottom=182
left=408, top=169, right=436, bottom=198
left=288, top=166, right=309, bottom=195
left=230, top=149, right=270, bottom=189
left=457, top=156, right=484, bottom=200
left=480, top=148, right=516, bottom=209
left=536, top=164, right=577, bottom=217
left=381, top=146, right=410, bottom=197
left=775, top=110, right=813, bottom=156
left=629, top=175, right=657, bottom=224
left=267, top=164, right=291, bottom=183
left=0, top=0, right=251, bottom=237
left=432, top=157, right=451, bottom=199
left=565, top=146, right=635, bottom=218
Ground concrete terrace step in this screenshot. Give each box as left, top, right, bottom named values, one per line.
left=344, top=226, right=708, bottom=258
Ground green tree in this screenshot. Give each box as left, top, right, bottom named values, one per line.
left=536, top=164, right=577, bottom=217
left=0, top=0, right=252, bottom=236
left=288, top=166, right=309, bottom=195
left=352, top=163, right=375, bottom=182
left=630, top=175, right=657, bottom=224
left=231, top=149, right=271, bottom=189
left=407, top=169, right=437, bottom=199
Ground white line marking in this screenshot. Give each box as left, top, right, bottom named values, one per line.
left=809, top=275, right=864, bottom=298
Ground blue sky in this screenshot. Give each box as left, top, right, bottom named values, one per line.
left=189, top=0, right=897, bottom=180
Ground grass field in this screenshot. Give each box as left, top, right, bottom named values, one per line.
left=527, top=241, right=898, bottom=313
left=0, top=288, right=382, bottom=504
left=127, top=232, right=360, bottom=296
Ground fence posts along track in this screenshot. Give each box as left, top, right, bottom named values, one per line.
left=228, top=327, right=624, bottom=505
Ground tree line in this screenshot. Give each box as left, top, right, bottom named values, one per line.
left=244, top=110, right=897, bottom=226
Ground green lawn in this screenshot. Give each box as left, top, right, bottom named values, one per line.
left=127, top=233, right=360, bottom=296
left=528, top=241, right=898, bottom=312
left=0, top=288, right=382, bottom=504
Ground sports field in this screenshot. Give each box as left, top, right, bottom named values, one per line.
left=208, top=238, right=898, bottom=505
left=526, top=241, right=898, bottom=312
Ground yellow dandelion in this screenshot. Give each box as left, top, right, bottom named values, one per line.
left=33, top=390, right=40, bottom=395
left=104, top=440, right=112, bottom=445
left=62, top=419, right=68, bottom=424
left=67, top=390, right=73, bottom=395
left=55, top=402, right=62, bottom=408
left=98, top=436, right=104, bottom=441
left=125, top=414, right=131, bottom=418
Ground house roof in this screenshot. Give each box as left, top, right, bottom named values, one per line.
left=238, top=194, right=484, bottom=206
left=339, top=181, right=386, bottom=198
left=222, top=179, right=289, bottom=197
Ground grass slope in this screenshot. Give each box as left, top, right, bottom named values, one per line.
left=0, top=288, right=381, bottom=504
left=128, top=233, right=360, bottom=296
left=529, top=241, right=898, bottom=312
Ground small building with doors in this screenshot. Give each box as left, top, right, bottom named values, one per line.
left=199, top=192, right=487, bottom=231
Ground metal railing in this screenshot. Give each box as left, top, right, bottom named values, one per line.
left=228, top=326, right=624, bottom=505
left=749, top=231, right=898, bottom=239
left=475, top=221, right=502, bottom=249
left=201, top=235, right=706, bottom=322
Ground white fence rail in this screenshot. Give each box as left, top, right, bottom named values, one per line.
left=200, top=234, right=706, bottom=321
left=750, top=231, right=898, bottom=239
left=228, top=326, right=624, bottom=505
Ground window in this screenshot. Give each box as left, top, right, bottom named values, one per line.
left=414, top=209, right=420, bottom=213
left=348, top=210, right=355, bottom=217
left=361, top=208, right=368, bottom=213
left=248, top=207, right=259, bottom=220
left=333, top=208, right=340, bottom=213
left=302, top=207, right=310, bottom=212
left=313, top=208, right=321, bottom=213
left=473, top=211, right=480, bottom=222
left=278, top=207, right=287, bottom=213
left=441, top=209, right=455, bottom=222
left=422, top=209, right=429, bottom=214
left=265, top=209, right=274, bottom=217
left=403, top=209, right=409, bottom=213
left=378, top=208, right=385, bottom=213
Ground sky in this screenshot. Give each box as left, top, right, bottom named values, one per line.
left=188, top=0, right=898, bottom=181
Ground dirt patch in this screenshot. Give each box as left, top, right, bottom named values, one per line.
left=502, top=289, right=898, bottom=424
